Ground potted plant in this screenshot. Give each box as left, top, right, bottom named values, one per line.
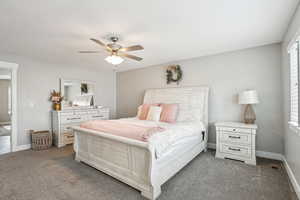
left=49, top=90, right=63, bottom=111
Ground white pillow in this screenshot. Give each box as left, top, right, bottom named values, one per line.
left=146, top=106, right=162, bottom=121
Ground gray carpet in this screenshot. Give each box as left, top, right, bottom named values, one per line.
left=0, top=146, right=297, bottom=200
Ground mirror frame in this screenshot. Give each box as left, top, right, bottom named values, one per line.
left=60, top=78, right=96, bottom=110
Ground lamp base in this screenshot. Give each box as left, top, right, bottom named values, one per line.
left=244, top=104, right=256, bottom=124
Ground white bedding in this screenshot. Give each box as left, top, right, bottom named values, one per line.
left=118, top=118, right=205, bottom=159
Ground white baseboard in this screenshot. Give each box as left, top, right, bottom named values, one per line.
left=14, top=144, right=31, bottom=152
left=282, top=157, right=300, bottom=199
left=255, top=150, right=284, bottom=161
left=207, top=143, right=216, bottom=149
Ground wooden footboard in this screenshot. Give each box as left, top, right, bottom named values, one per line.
left=73, top=126, right=206, bottom=200
left=73, top=127, right=161, bottom=199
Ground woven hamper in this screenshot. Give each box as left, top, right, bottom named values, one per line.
left=31, top=130, right=53, bottom=150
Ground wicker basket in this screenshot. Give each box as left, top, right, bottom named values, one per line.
left=31, top=130, right=53, bottom=150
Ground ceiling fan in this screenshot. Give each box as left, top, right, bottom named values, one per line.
left=79, top=36, right=144, bottom=65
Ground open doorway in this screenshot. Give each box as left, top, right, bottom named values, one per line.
left=0, top=61, right=18, bottom=155
left=0, top=69, right=11, bottom=154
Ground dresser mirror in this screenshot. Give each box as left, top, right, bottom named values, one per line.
left=60, top=79, right=95, bottom=109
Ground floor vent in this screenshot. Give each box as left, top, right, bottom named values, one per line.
left=270, top=164, right=280, bottom=170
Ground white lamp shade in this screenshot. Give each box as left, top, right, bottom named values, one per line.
left=238, top=90, right=259, bottom=104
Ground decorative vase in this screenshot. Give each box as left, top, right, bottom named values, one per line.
left=244, top=104, right=256, bottom=124
left=53, top=103, right=61, bottom=111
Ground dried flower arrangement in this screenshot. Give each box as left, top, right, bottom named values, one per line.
left=49, top=90, right=63, bottom=110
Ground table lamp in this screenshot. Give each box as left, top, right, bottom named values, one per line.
left=238, top=90, right=259, bottom=124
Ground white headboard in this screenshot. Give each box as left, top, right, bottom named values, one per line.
left=143, top=86, right=209, bottom=128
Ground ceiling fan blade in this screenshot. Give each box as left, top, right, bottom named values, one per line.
left=78, top=51, right=101, bottom=53
left=119, top=45, right=144, bottom=52
left=119, top=53, right=143, bottom=61
left=90, top=38, right=106, bottom=47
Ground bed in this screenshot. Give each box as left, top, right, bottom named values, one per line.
left=72, top=86, right=209, bottom=200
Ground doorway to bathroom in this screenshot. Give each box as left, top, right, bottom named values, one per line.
left=0, top=61, right=18, bottom=155
left=0, top=70, right=11, bottom=154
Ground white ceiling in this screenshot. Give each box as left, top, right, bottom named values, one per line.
left=0, top=0, right=298, bottom=71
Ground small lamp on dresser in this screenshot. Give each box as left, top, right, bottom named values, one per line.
left=238, top=90, right=259, bottom=124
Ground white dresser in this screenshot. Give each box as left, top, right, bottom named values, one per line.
left=215, top=122, right=257, bottom=165
left=51, top=107, right=109, bottom=148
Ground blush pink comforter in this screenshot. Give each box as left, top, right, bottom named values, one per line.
left=80, top=120, right=165, bottom=142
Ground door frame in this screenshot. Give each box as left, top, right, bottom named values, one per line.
left=0, top=61, right=18, bottom=152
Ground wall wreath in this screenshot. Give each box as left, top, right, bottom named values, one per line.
left=166, top=65, right=183, bottom=85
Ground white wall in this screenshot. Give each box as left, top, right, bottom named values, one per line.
left=117, top=43, right=283, bottom=153
left=281, top=4, right=300, bottom=188
left=0, top=53, right=116, bottom=146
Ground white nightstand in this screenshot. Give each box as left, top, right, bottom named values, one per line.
left=215, top=122, right=257, bottom=165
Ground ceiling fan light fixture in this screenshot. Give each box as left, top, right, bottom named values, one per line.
left=81, top=37, right=143, bottom=65
left=105, top=55, right=124, bottom=65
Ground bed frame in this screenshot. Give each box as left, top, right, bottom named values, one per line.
left=72, top=87, right=209, bottom=200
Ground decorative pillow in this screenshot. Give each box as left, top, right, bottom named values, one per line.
left=138, top=103, right=160, bottom=120
left=146, top=106, right=162, bottom=121
left=137, top=105, right=142, bottom=118
left=160, top=104, right=179, bottom=123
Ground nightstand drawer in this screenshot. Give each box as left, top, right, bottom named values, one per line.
left=219, top=127, right=252, bottom=134
left=220, top=132, right=251, bottom=145
left=215, top=122, right=257, bottom=165
left=220, top=143, right=251, bottom=158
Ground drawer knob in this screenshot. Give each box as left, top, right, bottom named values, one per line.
left=229, top=147, right=241, bottom=151
left=92, top=115, right=104, bottom=118
left=67, top=117, right=81, bottom=120
left=233, top=128, right=236, bottom=131
left=229, top=136, right=241, bottom=139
